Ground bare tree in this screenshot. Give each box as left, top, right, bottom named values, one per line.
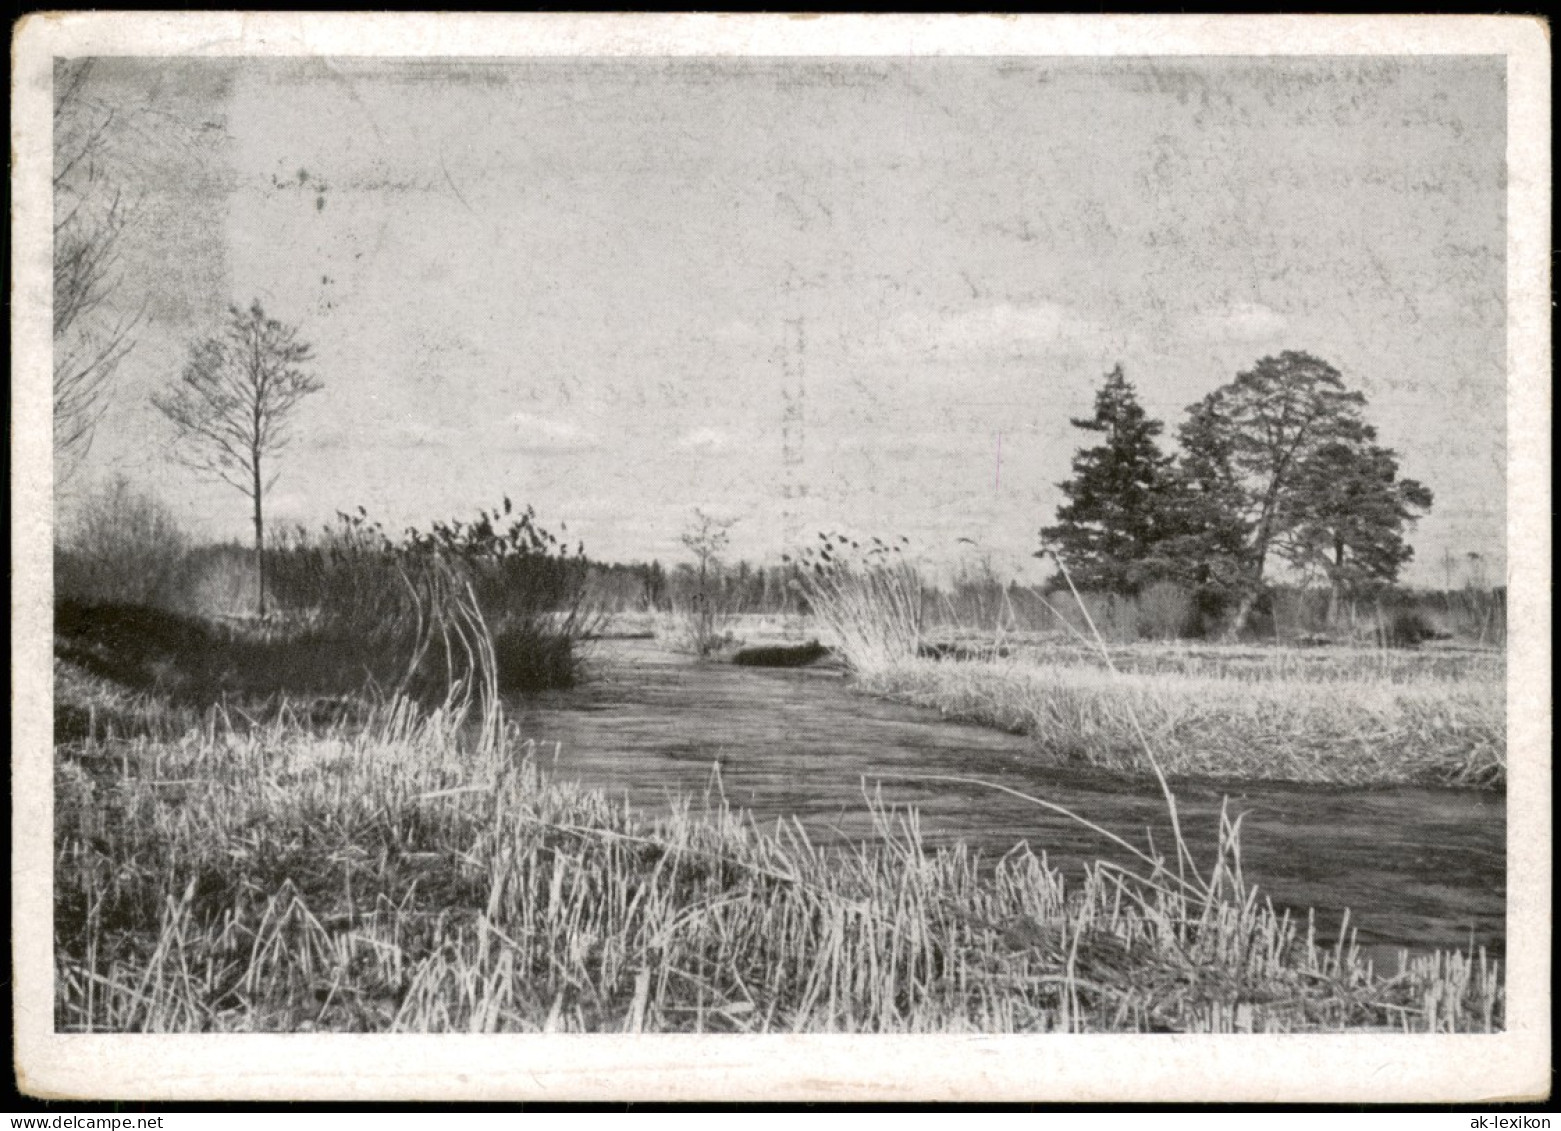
left=53, top=59, right=141, bottom=480
left=678, top=509, right=738, bottom=656
left=681, top=508, right=735, bottom=594
left=153, top=302, right=323, bottom=616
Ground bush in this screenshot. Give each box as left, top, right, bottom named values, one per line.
left=1136, top=581, right=1195, bottom=640
left=652, top=596, right=741, bottom=658
left=792, top=533, right=924, bottom=675
left=55, top=477, right=190, bottom=608
left=265, top=503, right=594, bottom=694
left=1044, top=590, right=1140, bottom=645
left=1382, top=608, right=1439, bottom=649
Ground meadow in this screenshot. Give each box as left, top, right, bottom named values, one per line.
left=779, top=538, right=1505, bottom=791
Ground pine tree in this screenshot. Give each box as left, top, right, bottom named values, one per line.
left=1040, top=365, right=1176, bottom=593
left=1160, top=350, right=1430, bottom=638
left=1278, top=438, right=1433, bottom=600
left=1152, top=397, right=1252, bottom=603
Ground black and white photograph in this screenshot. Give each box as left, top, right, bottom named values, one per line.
left=11, top=13, right=1550, bottom=1103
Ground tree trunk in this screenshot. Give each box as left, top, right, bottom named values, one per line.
left=252, top=458, right=266, bottom=618
left=1226, top=476, right=1283, bottom=641
left=1328, top=536, right=1345, bottom=631
left=1226, top=590, right=1259, bottom=641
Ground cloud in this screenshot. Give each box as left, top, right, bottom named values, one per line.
left=674, top=426, right=732, bottom=453
left=381, top=420, right=460, bottom=449
left=322, top=411, right=602, bottom=455
left=879, top=300, right=1108, bottom=359
left=1188, top=301, right=1288, bottom=342
left=504, top=412, right=600, bottom=452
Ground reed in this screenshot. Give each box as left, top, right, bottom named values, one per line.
left=792, top=534, right=924, bottom=676
left=53, top=655, right=1502, bottom=1033
left=863, top=656, right=1505, bottom=788
left=855, top=554, right=1505, bottom=789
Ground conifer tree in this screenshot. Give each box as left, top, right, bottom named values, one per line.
left=1040, top=365, right=1176, bottom=593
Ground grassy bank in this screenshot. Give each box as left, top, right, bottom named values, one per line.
left=860, top=654, right=1505, bottom=789
left=787, top=546, right=1504, bottom=790
left=55, top=660, right=1501, bottom=1034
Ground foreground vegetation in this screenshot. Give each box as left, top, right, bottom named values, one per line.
left=54, top=660, right=1501, bottom=1034
left=51, top=489, right=1507, bottom=1032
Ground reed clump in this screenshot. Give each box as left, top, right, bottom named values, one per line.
left=790, top=533, right=924, bottom=677
left=54, top=501, right=595, bottom=709
left=269, top=503, right=594, bottom=695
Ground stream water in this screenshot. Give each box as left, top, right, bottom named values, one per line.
left=509, top=640, right=1505, bottom=959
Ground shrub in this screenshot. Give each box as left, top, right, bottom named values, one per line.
left=651, top=589, right=744, bottom=658
left=1045, top=590, right=1140, bottom=645
left=1136, top=581, right=1194, bottom=640
left=54, top=477, right=190, bottom=608
left=267, top=502, right=594, bottom=694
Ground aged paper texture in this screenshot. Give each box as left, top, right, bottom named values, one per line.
left=11, top=12, right=1551, bottom=1103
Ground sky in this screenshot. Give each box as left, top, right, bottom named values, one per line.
left=61, top=55, right=1508, bottom=587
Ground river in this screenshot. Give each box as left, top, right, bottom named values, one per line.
left=508, top=639, right=1505, bottom=959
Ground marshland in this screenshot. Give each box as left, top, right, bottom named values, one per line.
left=45, top=55, right=1515, bottom=1038
left=52, top=498, right=1507, bottom=1035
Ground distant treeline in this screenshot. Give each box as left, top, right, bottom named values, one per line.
left=55, top=477, right=1504, bottom=653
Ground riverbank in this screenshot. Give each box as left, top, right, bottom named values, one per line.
left=858, top=650, right=1505, bottom=789
left=53, top=658, right=1502, bottom=1034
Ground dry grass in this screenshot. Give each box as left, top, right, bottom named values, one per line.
left=53, top=547, right=1504, bottom=1033
left=808, top=554, right=1504, bottom=789
left=54, top=661, right=1502, bottom=1034
left=861, top=655, right=1504, bottom=788
left=795, top=552, right=924, bottom=677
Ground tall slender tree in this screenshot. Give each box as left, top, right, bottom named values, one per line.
left=153, top=302, right=322, bottom=616
left=1040, top=364, right=1176, bottom=593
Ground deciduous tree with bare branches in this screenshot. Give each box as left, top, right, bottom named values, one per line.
left=153, top=302, right=323, bottom=616
left=53, top=59, right=141, bottom=479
